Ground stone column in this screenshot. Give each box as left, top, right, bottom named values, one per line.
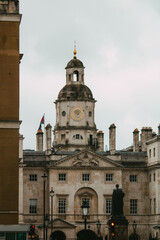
left=45, top=124, right=52, bottom=155
left=36, top=130, right=43, bottom=151
left=109, top=124, right=116, bottom=155
left=158, top=124, right=160, bottom=135
left=133, top=128, right=139, bottom=152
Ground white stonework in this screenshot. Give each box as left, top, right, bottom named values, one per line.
left=20, top=54, right=160, bottom=240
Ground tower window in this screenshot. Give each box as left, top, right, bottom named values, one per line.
left=62, top=111, right=66, bottom=116
left=73, top=71, right=79, bottom=82
left=73, top=134, right=83, bottom=140
left=89, top=111, right=92, bottom=117
left=61, top=134, right=66, bottom=140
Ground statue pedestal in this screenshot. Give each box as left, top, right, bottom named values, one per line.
left=108, top=216, right=129, bottom=240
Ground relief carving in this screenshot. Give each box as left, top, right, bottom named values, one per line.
left=72, top=153, right=99, bottom=166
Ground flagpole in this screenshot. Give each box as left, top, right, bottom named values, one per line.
left=44, top=113, right=45, bottom=151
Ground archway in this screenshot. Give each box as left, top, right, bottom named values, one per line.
left=77, top=229, right=97, bottom=240
left=51, top=230, right=66, bottom=240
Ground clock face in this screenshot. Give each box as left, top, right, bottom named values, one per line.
left=70, top=106, right=85, bottom=121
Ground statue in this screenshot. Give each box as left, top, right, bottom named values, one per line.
left=111, top=184, right=125, bottom=217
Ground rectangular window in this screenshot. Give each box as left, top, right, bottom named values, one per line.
left=149, top=149, right=151, bottom=158
left=154, top=198, right=156, bottom=214
left=130, top=199, right=138, bottom=214
left=29, top=199, right=37, bottom=214
left=150, top=199, right=152, bottom=214
left=106, top=174, right=113, bottom=182
left=59, top=173, right=66, bottom=181
left=153, top=148, right=156, bottom=157
left=29, top=174, right=37, bottom=181
left=58, top=198, right=66, bottom=214
left=150, top=174, right=151, bottom=182
left=82, top=174, right=90, bottom=182
left=106, top=199, right=112, bottom=214
left=153, top=173, right=156, bottom=182
left=130, top=175, right=137, bottom=182
left=61, top=134, right=65, bottom=140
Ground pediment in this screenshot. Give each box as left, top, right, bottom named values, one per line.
left=49, top=149, right=122, bottom=168
left=51, top=218, right=76, bottom=228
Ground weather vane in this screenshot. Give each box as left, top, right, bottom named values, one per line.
left=73, top=40, right=77, bottom=58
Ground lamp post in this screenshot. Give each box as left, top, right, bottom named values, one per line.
left=97, top=219, right=102, bottom=240
left=45, top=214, right=49, bottom=240
left=129, top=220, right=139, bottom=240
left=42, top=173, right=47, bottom=240
left=81, top=198, right=90, bottom=231
left=50, top=187, right=54, bottom=239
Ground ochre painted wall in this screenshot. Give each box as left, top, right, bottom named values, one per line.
left=0, top=20, right=20, bottom=224
left=0, top=21, right=19, bottom=121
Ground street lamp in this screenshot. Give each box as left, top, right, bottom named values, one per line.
left=97, top=219, right=102, bottom=239
left=81, top=198, right=90, bottom=231
left=42, top=173, right=47, bottom=240
left=132, top=220, right=137, bottom=235
left=50, top=187, right=55, bottom=239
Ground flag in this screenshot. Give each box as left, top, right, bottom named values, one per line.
left=38, top=115, right=44, bottom=130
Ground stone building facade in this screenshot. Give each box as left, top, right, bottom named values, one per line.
left=19, top=50, right=160, bottom=240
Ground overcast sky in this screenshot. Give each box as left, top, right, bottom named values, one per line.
left=20, top=0, right=160, bottom=151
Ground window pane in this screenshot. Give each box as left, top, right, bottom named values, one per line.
left=58, top=199, right=66, bottom=214
left=130, top=175, right=137, bottom=182
left=29, top=174, right=37, bottom=181
left=106, top=174, right=113, bottom=182
left=106, top=199, right=112, bottom=214
left=59, top=174, right=66, bottom=181
left=82, top=174, right=90, bottom=181
left=130, top=199, right=137, bottom=214
left=29, top=199, right=37, bottom=214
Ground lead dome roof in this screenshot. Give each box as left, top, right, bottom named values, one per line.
left=65, top=57, right=84, bottom=69
left=58, top=84, right=94, bottom=101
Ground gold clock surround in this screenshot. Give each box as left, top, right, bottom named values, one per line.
left=70, top=106, right=85, bottom=121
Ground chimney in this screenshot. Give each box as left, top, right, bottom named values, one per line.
left=141, top=127, right=152, bottom=152
left=97, top=131, right=104, bottom=151
left=109, top=124, right=116, bottom=155
left=158, top=124, right=160, bottom=135
left=0, top=0, right=19, bottom=14
left=36, top=129, right=43, bottom=151
left=45, top=124, right=52, bottom=155
left=133, top=128, right=139, bottom=152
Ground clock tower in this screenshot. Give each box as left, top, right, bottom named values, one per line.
left=53, top=47, right=101, bottom=151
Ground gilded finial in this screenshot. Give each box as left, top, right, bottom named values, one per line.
left=73, top=41, right=77, bottom=59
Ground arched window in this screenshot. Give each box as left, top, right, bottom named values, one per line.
left=73, top=71, right=79, bottom=82
left=73, top=134, right=83, bottom=140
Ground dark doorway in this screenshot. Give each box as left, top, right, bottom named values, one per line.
left=77, top=229, right=97, bottom=240
left=51, top=231, right=66, bottom=240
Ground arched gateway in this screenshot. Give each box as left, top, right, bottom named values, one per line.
left=77, top=229, right=97, bottom=240
left=51, top=230, right=66, bottom=240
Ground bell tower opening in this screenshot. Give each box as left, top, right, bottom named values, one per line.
left=73, top=71, right=79, bottom=82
